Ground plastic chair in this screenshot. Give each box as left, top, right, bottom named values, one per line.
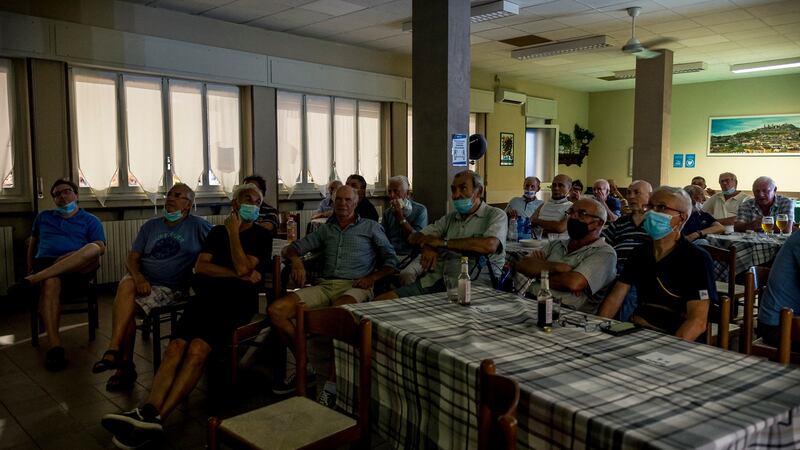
left=478, top=359, right=520, bottom=450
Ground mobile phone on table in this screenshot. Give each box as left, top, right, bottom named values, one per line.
left=601, top=322, right=640, bottom=336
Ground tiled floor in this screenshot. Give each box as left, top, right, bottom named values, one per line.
left=0, top=289, right=367, bottom=450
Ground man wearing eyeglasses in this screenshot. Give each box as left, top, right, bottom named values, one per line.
left=516, top=198, right=617, bottom=313
left=735, top=176, right=794, bottom=233
left=598, top=186, right=717, bottom=341
left=7, top=179, right=106, bottom=370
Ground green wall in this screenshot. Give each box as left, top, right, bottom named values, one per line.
left=588, top=73, right=800, bottom=191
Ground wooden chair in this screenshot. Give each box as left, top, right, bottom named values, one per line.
left=740, top=267, right=771, bottom=355
left=701, top=244, right=744, bottom=319
left=208, top=305, right=372, bottom=450
left=30, top=275, right=98, bottom=346
left=137, top=300, right=190, bottom=371
left=704, top=296, right=731, bottom=350
left=478, top=359, right=520, bottom=450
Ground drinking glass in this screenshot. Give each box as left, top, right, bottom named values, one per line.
left=761, top=216, right=775, bottom=235
left=443, top=258, right=461, bottom=303
left=776, top=214, right=789, bottom=236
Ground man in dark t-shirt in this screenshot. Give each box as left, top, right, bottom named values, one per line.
left=102, top=183, right=272, bottom=448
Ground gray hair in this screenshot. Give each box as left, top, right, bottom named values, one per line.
left=234, top=183, right=263, bottom=205
left=593, top=179, right=610, bottom=189
left=630, top=179, right=653, bottom=193
left=653, top=186, right=692, bottom=216
left=580, top=196, right=608, bottom=224
left=524, top=176, right=540, bottom=185
left=455, top=170, right=484, bottom=196
left=169, top=182, right=195, bottom=203
left=719, top=172, right=737, bottom=183
left=388, top=175, right=410, bottom=192
left=753, top=176, right=776, bottom=190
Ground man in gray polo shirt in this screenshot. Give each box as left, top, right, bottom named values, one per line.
left=517, top=197, right=617, bottom=313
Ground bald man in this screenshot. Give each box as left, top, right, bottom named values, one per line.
left=505, top=176, right=543, bottom=219
left=530, top=174, right=572, bottom=239
left=735, top=176, right=795, bottom=232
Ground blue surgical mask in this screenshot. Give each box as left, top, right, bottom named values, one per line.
left=453, top=198, right=474, bottom=215
left=723, top=187, right=736, bottom=195
left=55, top=201, right=77, bottom=215
left=164, top=209, right=184, bottom=222
left=238, top=204, right=260, bottom=222
left=523, top=190, right=537, bottom=199
left=642, top=210, right=676, bottom=240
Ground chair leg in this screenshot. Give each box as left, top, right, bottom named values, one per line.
left=231, top=336, right=240, bottom=387
left=207, top=417, right=220, bottom=450
left=152, top=313, right=162, bottom=371
left=30, top=300, right=39, bottom=348
left=88, top=298, right=98, bottom=341
left=141, top=315, right=151, bottom=342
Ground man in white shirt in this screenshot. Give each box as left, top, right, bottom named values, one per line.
left=531, top=174, right=572, bottom=239
left=505, top=176, right=543, bottom=219
left=703, top=172, right=750, bottom=226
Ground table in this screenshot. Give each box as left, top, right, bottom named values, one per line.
left=706, top=233, right=784, bottom=280
left=335, top=286, right=800, bottom=449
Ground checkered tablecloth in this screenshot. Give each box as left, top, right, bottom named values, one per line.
left=706, top=233, right=783, bottom=281
left=335, top=286, right=800, bottom=450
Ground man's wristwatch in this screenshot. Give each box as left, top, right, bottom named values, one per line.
left=443, top=238, right=448, bottom=248
left=697, top=231, right=705, bottom=239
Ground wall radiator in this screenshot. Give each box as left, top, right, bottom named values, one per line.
left=0, top=226, right=14, bottom=295
left=96, top=215, right=226, bottom=285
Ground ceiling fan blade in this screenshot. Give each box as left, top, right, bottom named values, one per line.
left=641, top=37, right=676, bottom=48
left=635, top=49, right=663, bottom=59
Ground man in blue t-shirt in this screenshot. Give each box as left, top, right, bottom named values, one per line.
left=8, top=179, right=106, bottom=371
left=91, top=183, right=211, bottom=390
left=757, top=231, right=800, bottom=347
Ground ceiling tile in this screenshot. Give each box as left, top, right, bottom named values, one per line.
left=707, top=19, right=766, bottom=34
left=471, top=35, right=491, bottom=45
left=679, top=34, right=730, bottom=47
left=231, top=0, right=294, bottom=13
left=693, top=9, right=754, bottom=26
left=300, top=0, right=365, bottom=17
left=536, top=28, right=593, bottom=41
left=511, top=19, right=571, bottom=34
left=557, top=12, right=616, bottom=26
left=761, top=12, right=800, bottom=26
left=249, top=8, right=332, bottom=31
left=525, top=0, right=592, bottom=18
left=469, top=21, right=506, bottom=33
left=151, top=0, right=230, bottom=14
left=641, top=19, right=702, bottom=34
left=745, top=0, right=800, bottom=17
left=202, top=4, right=273, bottom=23
left=474, top=27, right=530, bottom=41
left=671, top=0, right=739, bottom=16
left=722, top=28, right=778, bottom=41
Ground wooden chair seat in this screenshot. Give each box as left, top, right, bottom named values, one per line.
left=218, top=396, right=356, bottom=450
left=715, top=280, right=744, bottom=299
left=137, top=299, right=190, bottom=370
left=31, top=275, right=98, bottom=346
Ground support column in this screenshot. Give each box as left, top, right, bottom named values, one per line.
left=632, top=50, right=673, bottom=186
left=411, top=0, right=471, bottom=220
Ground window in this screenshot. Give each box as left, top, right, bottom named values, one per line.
left=0, top=59, right=15, bottom=192
left=70, top=68, right=242, bottom=203
left=277, top=91, right=382, bottom=194
left=407, top=109, right=476, bottom=187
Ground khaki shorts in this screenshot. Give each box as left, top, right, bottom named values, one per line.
left=294, top=279, right=373, bottom=309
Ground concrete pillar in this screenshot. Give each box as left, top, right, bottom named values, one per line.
left=411, top=0, right=471, bottom=220
left=632, top=50, right=673, bottom=186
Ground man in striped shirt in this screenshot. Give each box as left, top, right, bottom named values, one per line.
left=735, top=176, right=795, bottom=232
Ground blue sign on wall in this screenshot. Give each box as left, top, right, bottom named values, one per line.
left=685, top=154, right=696, bottom=168
left=673, top=154, right=684, bottom=168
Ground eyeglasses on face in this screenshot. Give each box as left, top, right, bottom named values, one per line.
left=644, top=203, right=683, bottom=215
left=566, top=208, right=602, bottom=221
left=51, top=187, right=75, bottom=198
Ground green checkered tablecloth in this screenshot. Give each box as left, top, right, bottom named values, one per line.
left=335, top=286, right=800, bottom=450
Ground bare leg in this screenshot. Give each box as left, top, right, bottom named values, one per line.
left=146, top=339, right=188, bottom=412
left=155, top=339, right=212, bottom=420
left=26, top=243, right=102, bottom=284
left=107, top=277, right=138, bottom=357
left=39, top=277, right=62, bottom=348
left=267, top=292, right=301, bottom=355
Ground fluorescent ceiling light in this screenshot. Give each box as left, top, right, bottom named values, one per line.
left=511, top=35, right=613, bottom=60
left=731, top=57, right=800, bottom=73
left=608, top=62, right=707, bottom=80
left=401, top=1, right=519, bottom=31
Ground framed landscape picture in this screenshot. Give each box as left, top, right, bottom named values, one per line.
left=708, top=114, right=800, bottom=156
left=500, top=132, right=514, bottom=166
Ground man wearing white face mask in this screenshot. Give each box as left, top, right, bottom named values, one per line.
left=8, top=179, right=105, bottom=371
left=92, top=183, right=212, bottom=391
left=703, top=172, right=749, bottom=226
left=383, top=175, right=428, bottom=285
left=598, top=186, right=717, bottom=341
left=505, top=177, right=543, bottom=219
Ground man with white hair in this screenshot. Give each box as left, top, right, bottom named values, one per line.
left=516, top=197, right=617, bottom=313
left=383, top=175, right=428, bottom=285
left=703, top=172, right=749, bottom=226
left=735, top=176, right=794, bottom=232
left=505, top=176, right=543, bottom=219
left=598, top=186, right=717, bottom=341
left=592, top=178, right=620, bottom=222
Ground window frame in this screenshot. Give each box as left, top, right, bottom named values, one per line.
left=0, top=57, right=32, bottom=206
left=67, top=66, right=244, bottom=205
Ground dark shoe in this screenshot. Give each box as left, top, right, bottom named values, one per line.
left=92, top=349, right=121, bottom=374
left=111, top=433, right=153, bottom=449
left=102, top=404, right=163, bottom=438
left=7, top=279, right=35, bottom=300
left=106, top=362, right=138, bottom=392
left=271, top=367, right=316, bottom=395
left=45, top=346, right=67, bottom=371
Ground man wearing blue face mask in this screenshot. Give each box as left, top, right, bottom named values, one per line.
left=8, top=179, right=105, bottom=371
left=505, top=176, right=543, bottom=219
left=375, top=170, right=507, bottom=299
left=703, top=172, right=749, bottom=226
left=92, top=183, right=211, bottom=391
left=598, top=186, right=717, bottom=341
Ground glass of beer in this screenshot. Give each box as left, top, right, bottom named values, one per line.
left=776, top=214, right=789, bottom=236
left=761, top=216, right=775, bottom=234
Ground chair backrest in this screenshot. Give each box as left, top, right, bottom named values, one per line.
left=701, top=244, right=737, bottom=298
left=705, top=296, right=730, bottom=350
left=270, top=255, right=282, bottom=301
left=741, top=266, right=771, bottom=354
left=776, top=308, right=800, bottom=365
left=294, top=304, right=372, bottom=428
left=478, top=359, right=520, bottom=450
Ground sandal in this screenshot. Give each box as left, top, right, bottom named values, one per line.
left=92, top=349, right=121, bottom=374
left=106, top=362, right=138, bottom=392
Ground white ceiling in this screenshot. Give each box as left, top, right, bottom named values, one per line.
left=121, top=0, right=800, bottom=92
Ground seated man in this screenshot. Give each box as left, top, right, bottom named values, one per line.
left=383, top=175, right=428, bottom=285
left=243, top=174, right=279, bottom=232
left=531, top=174, right=573, bottom=239
left=91, top=183, right=212, bottom=391
left=346, top=173, right=379, bottom=222
left=682, top=185, right=724, bottom=244
left=598, top=187, right=716, bottom=341
left=592, top=178, right=621, bottom=222
left=567, top=179, right=584, bottom=203
left=101, top=183, right=272, bottom=448
left=692, top=176, right=715, bottom=198
left=516, top=198, right=616, bottom=313
left=757, top=231, right=800, bottom=347
left=735, top=176, right=795, bottom=232
left=268, top=184, right=397, bottom=402
left=505, top=176, right=543, bottom=219
left=8, top=179, right=105, bottom=370
left=703, top=172, right=749, bottom=226
left=375, top=170, right=506, bottom=300
left=311, top=179, right=342, bottom=219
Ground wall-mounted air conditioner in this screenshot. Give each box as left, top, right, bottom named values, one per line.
left=494, top=88, right=527, bottom=105
left=524, top=96, right=557, bottom=119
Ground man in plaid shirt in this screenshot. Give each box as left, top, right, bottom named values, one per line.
left=735, top=176, right=794, bottom=232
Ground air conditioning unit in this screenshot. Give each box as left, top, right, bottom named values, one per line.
left=524, top=96, right=557, bottom=119
left=494, top=88, right=527, bottom=105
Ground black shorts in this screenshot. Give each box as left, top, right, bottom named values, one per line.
left=32, top=257, right=95, bottom=293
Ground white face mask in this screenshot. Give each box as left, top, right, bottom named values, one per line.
left=523, top=190, right=537, bottom=199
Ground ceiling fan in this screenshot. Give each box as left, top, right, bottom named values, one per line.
left=622, top=6, right=674, bottom=59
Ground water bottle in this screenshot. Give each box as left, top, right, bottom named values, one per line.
left=508, top=217, right=518, bottom=242
left=524, top=217, right=532, bottom=240
left=517, top=217, right=525, bottom=239
left=458, top=256, right=471, bottom=306
left=286, top=215, right=297, bottom=242
left=537, top=270, right=553, bottom=331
